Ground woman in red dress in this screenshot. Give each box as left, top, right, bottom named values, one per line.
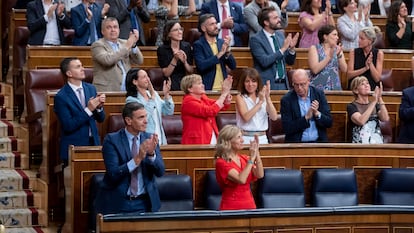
left=214, top=125, right=264, bottom=210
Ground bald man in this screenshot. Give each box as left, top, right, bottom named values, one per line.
left=280, top=69, right=333, bottom=142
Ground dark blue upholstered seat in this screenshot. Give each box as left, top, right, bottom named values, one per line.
left=204, top=170, right=222, bottom=210
left=376, top=168, right=414, bottom=205
left=156, top=174, right=194, bottom=211
left=312, top=169, right=358, bottom=207
left=257, top=169, right=305, bottom=208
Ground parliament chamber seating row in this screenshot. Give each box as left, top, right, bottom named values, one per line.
left=89, top=168, right=414, bottom=232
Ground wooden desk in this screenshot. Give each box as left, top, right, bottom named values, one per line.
left=65, top=143, right=414, bottom=233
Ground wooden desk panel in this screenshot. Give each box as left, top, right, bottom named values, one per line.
left=65, top=144, right=414, bottom=233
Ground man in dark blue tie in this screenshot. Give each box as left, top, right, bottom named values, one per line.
left=105, top=0, right=150, bottom=46
left=71, top=0, right=110, bottom=46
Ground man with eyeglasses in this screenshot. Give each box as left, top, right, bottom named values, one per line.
left=249, top=7, right=299, bottom=90
left=280, top=69, right=333, bottom=143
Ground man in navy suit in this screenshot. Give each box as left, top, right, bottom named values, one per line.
left=71, top=0, right=110, bottom=46
left=105, top=0, right=150, bottom=46
left=26, top=0, right=72, bottom=45
left=94, top=102, right=165, bottom=214
left=249, top=6, right=299, bottom=90
left=54, top=57, right=106, bottom=165
left=199, top=0, right=248, bottom=46
left=193, top=13, right=236, bottom=91
left=398, top=86, right=414, bottom=143
left=280, top=69, right=332, bottom=143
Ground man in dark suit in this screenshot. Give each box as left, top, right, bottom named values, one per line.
left=105, top=0, right=150, bottom=46
left=280, top=69, right=333, bottom=143
left=54, top=57, right=106, bottom=166
left=249, top=6, right=298, bottom=90
left=94, top=102, right=165, bottom=214
left=398, top=86, right=414, bottom=143
left=71, top=0, right=110, bottom=46
left=193, top=13, right=236, bottom=91
left=199, top=0, right=248, bottom=46
left=26, top=0, right=72, bottom=45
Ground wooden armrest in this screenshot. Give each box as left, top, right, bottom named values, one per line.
left=25, top=111, right=42, bottom=123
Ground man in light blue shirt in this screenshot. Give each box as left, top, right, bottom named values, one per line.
left=280, top=69, right=333, bottom=142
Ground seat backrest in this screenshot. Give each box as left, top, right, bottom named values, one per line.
left=312, top=169, right=358, bottom=207
left=376, top=168, right=414, bottom=205
left=25, top=69, right=65, bottom=159
left=147, top=67, right=164, bottom=91
left=162, top=115, right=183, bottom=144
left=13, top=26, right=30, bottom=72
left=185, top=28, right=201, bottom=46
left=266, top=115, right=285, bottom=143
left=89, top=173, right=104, bottom=232
left=204, top=170, right=222, bottom=210
left=380, top=69, right=393, bottom=91
left=156, top=174, right=194, bottom=211
left=25, top=69, right=65, bottom=119
left=216, top=113, right=236, bottom=131
left=380, top=121, right=393, bottom=143
left=107, top=113, right=125, bottom=134
left=257, top=169, right=305, bottom=208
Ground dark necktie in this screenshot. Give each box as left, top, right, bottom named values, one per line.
left=127, top=0, right=139, bottom=30
left=130, top=136, right=139, bottom=196
left=89, top=5, right=97, bottom=44
left=271, top=35, right=285, bottom=79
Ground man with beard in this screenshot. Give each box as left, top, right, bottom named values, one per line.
left=249, top=7, right=299, bottom=90
left=244, top=0, right=289, bottom=38
left=193, top=13, right=237, bottom=91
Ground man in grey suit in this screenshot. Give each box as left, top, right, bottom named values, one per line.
left=243, top=0, right=288, bottom=38
left=105, top=0, right=150, bottom=45
left=91, top=17, right=143, bottom=92
left=249, top=6, right=299, bottom=90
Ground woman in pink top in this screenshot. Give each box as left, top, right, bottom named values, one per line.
left=298, top=0, right=335, bottom=48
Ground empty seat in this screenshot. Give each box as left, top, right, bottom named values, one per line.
left=216, top=113, right=236, bottom=131
left=312, top=169, right=358, bottom=207
left=156, top=174, right=194, bottom=211
left=204, top=170, right=222, bottom=210
left=147, top=67, right=164, bottom=91
left=376, top=168, right=414, bottom=205
left=257, top=169, right=305, bottom=208
left=266, top=115, right=285, bottom=143
left=162, top=115, right=183, bottom=144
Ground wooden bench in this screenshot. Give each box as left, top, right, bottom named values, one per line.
left=96, top=207, right=414, bottom=233
left=64, top=143, right=414, bottom=233
left=26, top=45, right=414, bottom=90
left=44, top=90, right=403, bottom=230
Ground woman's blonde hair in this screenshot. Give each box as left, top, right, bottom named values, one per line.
left=214, top=125, right=242, bottom=161
left=180, top=74, right=202, bottom=94
left=350, top=76, right=369, bottom=97
left=360, top=26, right=381, bottom=44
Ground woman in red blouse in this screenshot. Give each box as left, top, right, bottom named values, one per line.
left=214, top=125, right=264, bottom=210
left=180, top=74, right=232, bottom=144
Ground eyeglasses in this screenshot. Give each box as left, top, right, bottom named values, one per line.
left=171, top=27, right=184, bottom=32
left=292, top=83, right=307, bottom=88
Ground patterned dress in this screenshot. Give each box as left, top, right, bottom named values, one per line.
left=347, top=102, right=383, bottom=144
left=310, top=44, right=342, bottom=90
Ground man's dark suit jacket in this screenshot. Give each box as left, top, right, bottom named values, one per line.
left=94, top=129, right=165, bottom=214
left=71, top=2, right=103, bottom=46
left=199, top=0, right=248, bottom=46
left=193, top=36, right=237, bottom=90
left=26, top=0, right=72, bottom=45
left=280, top=85, right=333, bottom=142
left=398, top=86, right=414, bottom=143
left=249, top=29, right=296, bottom=90
left=54, top=82, right=105, bottom=162
left=105, top=0, right=150, bottom=45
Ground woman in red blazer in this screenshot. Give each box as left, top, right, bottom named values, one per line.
left=180, top=74, right=233, bottom=144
